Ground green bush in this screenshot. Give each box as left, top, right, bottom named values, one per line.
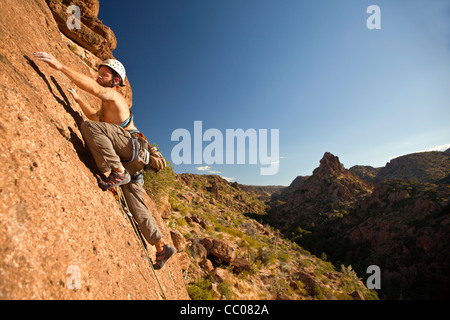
left=278, top=250, right=291, bottom=262
left=187, top=285, right=212, bottom=300
left=143, top=162, right=176, bottom=204
left=187, top=278, right=213, bottom=300
left=312, top=284, right=325, bottom=300
left=257, top=247, right=276, bottom=266
left=218, top=282, right=233, bottom=299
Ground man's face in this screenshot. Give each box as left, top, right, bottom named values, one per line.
left=97, top=66, right=115, bottom=87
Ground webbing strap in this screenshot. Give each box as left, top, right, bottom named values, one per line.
left=122, top=134, right=140, bottom=164
left=121, top=131, right=144, bottom=185
left=119, top=111, right=133, bottom=129
left=111, top=187, right=167, bottom=300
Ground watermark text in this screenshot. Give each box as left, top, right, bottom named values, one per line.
left=67, top=5, right=81, bottom=30
left=171, top=121, right=279, bottom=175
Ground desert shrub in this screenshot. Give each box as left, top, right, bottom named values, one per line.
left=144, top=162, right=176, bottom=204
left=312, top=284, right=325, bottom=300
left=257, top=247, right=276, bottom=266
left=278, top=250, right=291, bottom=262
left=218, top=282, right=233, bottom=299
left=187, top=278, right=213, bottom=300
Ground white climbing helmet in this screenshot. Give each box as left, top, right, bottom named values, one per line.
left=99, top=59, right=126, bottom=85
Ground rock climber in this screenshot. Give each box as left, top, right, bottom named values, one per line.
left=33, top=51, right=175, bottom=270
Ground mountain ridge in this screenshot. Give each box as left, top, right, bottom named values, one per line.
left=349, top=151, right=450, bottom=184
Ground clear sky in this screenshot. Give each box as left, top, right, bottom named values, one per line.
left=98, top=0, right=450, bottom=186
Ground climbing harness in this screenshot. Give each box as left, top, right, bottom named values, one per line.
left=110, top=186, right=167, bottom=300
left=122, top=130, right=167, bottom=174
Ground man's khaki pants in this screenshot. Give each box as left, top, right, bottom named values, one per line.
left=80, top=120, right=163, bottom=245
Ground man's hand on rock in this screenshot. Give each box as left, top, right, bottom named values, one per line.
left=68, top=88, right=80, bottom=101
left=33, top=52, right=64, bottom=71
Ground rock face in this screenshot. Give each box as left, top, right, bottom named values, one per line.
left=46, top=0, right=116, bottom=60
left=0, top=0, right=188, bottom=299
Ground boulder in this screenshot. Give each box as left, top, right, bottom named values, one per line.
left=199, top=259, right=214, bottom=273
left=202, top=238, right=236, bottom=264
left=177, top=252, right=191, bottom=272
left=211, top=268, right=229, bottom=283
left=188, top=238, right=208, bottom=261
left=350, top=290, right=365, bottom=300
left=231, top=258, right=251, bottom=274
left=170, top=229, right=186, bottom=252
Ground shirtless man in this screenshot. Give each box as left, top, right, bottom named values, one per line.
left=33, top=52, right=175, bottom=269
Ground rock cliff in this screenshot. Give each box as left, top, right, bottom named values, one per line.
left=0, top=0, right=188, bottom=299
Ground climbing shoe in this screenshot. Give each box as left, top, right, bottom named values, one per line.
left=98, top=170, right=131, bottom=190
left=153, top=244, right=175, bottom=270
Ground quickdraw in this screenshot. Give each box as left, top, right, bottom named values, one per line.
left=110, top=186, right=167, bottom=300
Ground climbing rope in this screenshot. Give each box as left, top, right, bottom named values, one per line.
left=110, top=186, right=167, bottom=300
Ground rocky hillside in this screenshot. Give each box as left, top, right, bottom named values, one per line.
left=350, top=151, right=450, bottom=184
left=268, top=151, right=450, bottom=299
left=146, top=170, right=377, bottom=300
left=0, top=0, right=188, bottom=299
left=344, top=179, right=450, bottom=299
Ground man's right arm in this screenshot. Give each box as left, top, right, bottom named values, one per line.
left=33, top=52, right=116, bottom=101
left=60, top=65, right=115, bottom=101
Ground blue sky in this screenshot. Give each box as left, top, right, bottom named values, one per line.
left=98, top=0, right=450, bottom=186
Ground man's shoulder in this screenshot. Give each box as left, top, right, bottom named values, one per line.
left=97, top=86, right=128, bottom=104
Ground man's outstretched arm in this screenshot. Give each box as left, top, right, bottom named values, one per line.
left=33, top=52, right=115, bottom=101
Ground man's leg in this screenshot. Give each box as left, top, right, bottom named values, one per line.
left=121, top=181, right=163, bottom=246
left=121, top=181, right=175, bottom=269
left=80, top=120, right=132, bottom=188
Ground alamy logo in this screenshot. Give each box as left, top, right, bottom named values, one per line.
left=66, top=265, right=82, bottom=290
left=366, top=265, right=381, bottom=289
left=367, top=5, right=381, bottom=30
left=66, top=5, right=81, bottom=31
left=171, top=121, right=280, bottom=175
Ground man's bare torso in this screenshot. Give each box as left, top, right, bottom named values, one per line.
left=98, top=92, right=137, bottom=131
